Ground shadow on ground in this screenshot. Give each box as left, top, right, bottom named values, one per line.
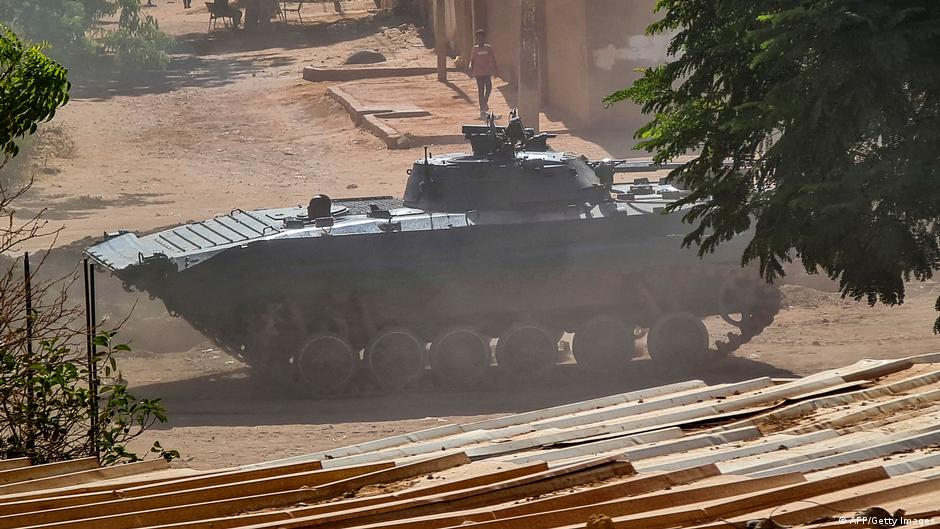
left=70, top=12, right=428, bottom=101
left=178, top=12, right=407, bottom=56
left=71, top=52, right=297, bottom=101
left=17, top=192, right=173, bottom=221
left=135, top=356, right=796, bottom=429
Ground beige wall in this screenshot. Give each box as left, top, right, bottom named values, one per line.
left=438, top=0, right=478, bottom=60
left=430, top=0, right=664, bottom=129
left=481, top=0, right=521, bottom=86
left=440, top=0, right=457, bottom=53
left=584, top=0, right=663, bottom=128
left=543, top=0, right=589, bottom=125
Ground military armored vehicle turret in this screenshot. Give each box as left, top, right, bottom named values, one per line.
left=87, top=113, right=780, bottom=395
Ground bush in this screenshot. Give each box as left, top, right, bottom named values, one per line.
left=0, top=0, right=172, bottom=72
left=0, top=329, right=177, bottom=465
left=103, top=0, right=172, bottom=72
left=0, top=31, right=176, bottom=462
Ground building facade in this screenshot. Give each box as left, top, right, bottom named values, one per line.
left=428, top=0, right=668, bottom=130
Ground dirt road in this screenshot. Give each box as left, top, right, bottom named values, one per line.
left=20, top=4, right=435, bottom=250
left=16, top=4, right=938, bottom=468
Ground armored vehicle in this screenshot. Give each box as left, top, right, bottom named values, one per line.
left=86, top=114, right=780, bottom=395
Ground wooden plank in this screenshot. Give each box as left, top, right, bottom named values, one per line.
left=0, top=459, right=168, bottom=496
left=488, top=376, right=849, bottom=457
left=255, top=381, right=706, bottom=469
left=0, top=459, right=326, bottom=515
left=27, top=453, right=470, bottom=529
left=762, top=476, right=940, bottom=526
left=506, top=426, right=761, bottom=465
left=317, top=465, right=724, bottom=529
left=0, top=460, right=396, bottom=528
left=117, top=459, right=326, bottom=497
left=705, top=467, right=891, bottom=520
left=151, top=466, right=717, bottom=529
left=0, top=470, right=209, bottom=512
left=333, top=383, right=725, bottom=467
left=717, top=369, right=940, bottom=433
left=0, top=458, right=98, bottom=486
left=716, top=433, right=882, bottom=475
left=317, top=425, right=615, bottom=468
left=600, top=466, right=890, bottom=529
left=910, top=352, right=940, bottom=364
left=531, top=379, right=774, bottom=431
left=0, top=461, right=29, bottom=473
left=635, top=430, right=840, bottom=473
left=839, top=358, right=913, bottom=382
left=785, top=388, right=940, bottom=434
left=745, top=428, right=940, bottom=477
left=686, top=475, right=940, bottom=529
left=886, top=451, right=940, bottom=476
left=414, top=472, right=807, bottom=529
left=472, top=427, right=684, bottom=461
left=842, top=402, right=940, bottom=434
left=142, top=462, right=552, bottom=529
left=497, top=464, right=719, bottom=518
left=220, top=456, right=634, bottom=529
left=450, top=380, right=706, bottom=432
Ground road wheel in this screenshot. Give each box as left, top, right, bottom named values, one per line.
left=572, top=316, right=638, bottom=373
left=647, top=312, right=709, bottom=364
left=495, top=323, right=557, bottom=378
left=293, top=333, right=359, bottom=396
left=366, top=328, right=426, bottom=391
left=430, top=327, right=491, bottom=387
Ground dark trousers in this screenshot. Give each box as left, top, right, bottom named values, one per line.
left=476, top=75, right=492, bottom=112
left=183, top=0, right=192, bottom=7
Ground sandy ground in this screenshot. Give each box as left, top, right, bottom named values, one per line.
left=19, top=4, right=432, bottom=249
left=11, top=3, right=939, bottom=468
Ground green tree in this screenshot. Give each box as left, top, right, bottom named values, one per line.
left=607, top=1, right=940, bottom=331
left=0, top=27, right=176, bottom=464
left=0, top=331, right=179, bottom=465
left=0, top=26, right=70, bottom=168
left=0, top=0, right=171, bottom=71
left=102, top=0, right=172, bottom=71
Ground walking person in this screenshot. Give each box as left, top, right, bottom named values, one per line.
left=183, top=0, right=192, bottom=8
left=469, top=29, right=497, bottom=120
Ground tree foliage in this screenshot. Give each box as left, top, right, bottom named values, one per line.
left=0, top=26, right=70, bottom=167
left=0, top=27, right=175, bottom=464
left=0, top=171, right=178, bottom=464
left=607, top=1, right=940, bottom=331
left=102, top=0, right=172, bottom=71
left=0, top=330, right=179, bottom=465
left=0, top=0, right=171, bottom=71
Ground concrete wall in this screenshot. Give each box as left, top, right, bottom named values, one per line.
left=428, top=0, right=664, bottom=129
left=584, top=0, right=664, bottom=128
left=481, top=0, right=522, bottom=86
left=543, top=0, right=589, bottom=125
left=444, top=0, right=457, bottom=52
left=437, top=0, right=478, bottom=60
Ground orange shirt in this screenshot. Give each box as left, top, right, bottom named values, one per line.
left=470, top=44, right=497, bottom=77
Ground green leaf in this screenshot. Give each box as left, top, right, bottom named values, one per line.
left=607, top=0, right=940, bottom=332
